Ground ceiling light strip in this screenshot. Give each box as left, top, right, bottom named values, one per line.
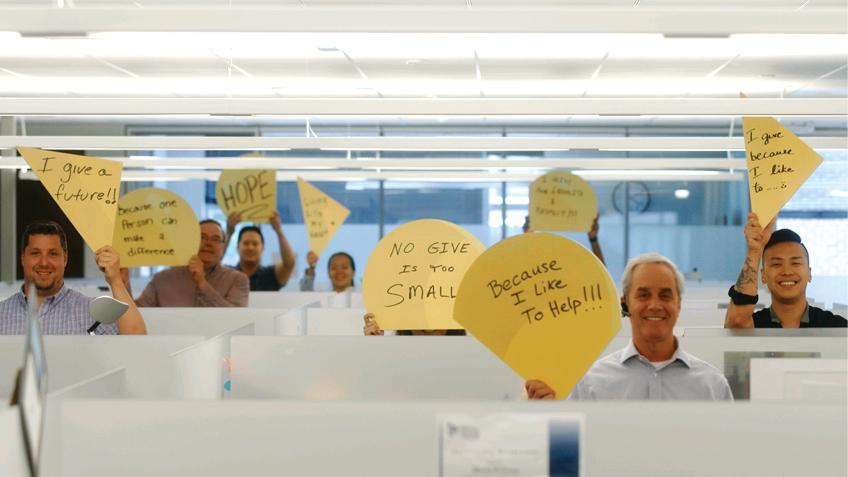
left=1, top=135, right=843, bottom=151
left=0, top=98, right=844, bottom=116
left=18, top=169, right=744, bottom=182
left=1, top=7, right=844, bottom=34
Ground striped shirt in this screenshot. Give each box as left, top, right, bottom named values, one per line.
left=0, top=285, right=118, bottom=335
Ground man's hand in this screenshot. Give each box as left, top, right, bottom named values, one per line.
left=525, top=379, right=556, bottom=400
left=306, top=251, right=318, bottom=268
left=363, top=313, right=384, bottom=336
left=270, top=210, right=282, bottom=232
left=588, top=215, right=600, bottom=241
left=226, top=211, right=243, bottom=236
left=95, top=246, right=122, bottom=283
left=188, top=255, right=208, bottom=289
left=744, top=212, right=776, bottom=255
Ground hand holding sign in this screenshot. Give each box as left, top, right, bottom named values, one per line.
left=529, top=171, right=597, bottom=232
left=297, top=177, right=350, bottom=256
left=742, top=117, right=823, bottom=225
left=112, top=188, right=200, bottom=267
left=18, top=147, right=122, bottom=252
left=454, top=233, right=620, bottom=399
left=363, top=220, right=484, bottom=330
left=216, top=169, right=276, bottom=223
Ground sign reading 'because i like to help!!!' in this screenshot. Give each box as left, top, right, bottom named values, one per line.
left=112, top=188, right=200, bottom=267
left=529, top=171, right=597, bottom=232
left=454, top=233, right=620, bottom=399
left=742, top=116, right=823, bottom=225
left=18, top=147, right=122, bottom=252
left=363, top=220, right=484, bottom=330
left=215, top=169, right=276, bottom=222
left=296, top=177, right=350, bottom=256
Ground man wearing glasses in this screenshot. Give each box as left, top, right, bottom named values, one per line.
left=135, top=219, right=249, bottom=307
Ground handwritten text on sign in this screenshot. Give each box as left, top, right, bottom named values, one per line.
left=18, top=147, right=122, bottom=252
left=363, top=220, right=484, bottom=330
left=453, top=233, right=620, bottom=398
left=529, top=172, right=597, bottom=232
left=487, top=259, right=605, bottom=325
left=216, top=169, right=276, bottom=222
left=296, top=177, right=350, bottom=256
left=742, top=116, right=823, bottom=225
left=113, top=188, right=200, bottom=267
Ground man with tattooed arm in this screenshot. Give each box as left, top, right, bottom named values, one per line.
left=724, top=213, right=846, bottom=328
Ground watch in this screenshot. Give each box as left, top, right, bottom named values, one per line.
left=728, top=285, right=758, bottom=305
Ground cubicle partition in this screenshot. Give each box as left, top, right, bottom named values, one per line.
left=0, top=336, right=203, bottom=399
left=230, top=336, right=525, bottom=400
left=140, top=307, right=285, bottom=337
left=52, top=400, right=847, bottom=477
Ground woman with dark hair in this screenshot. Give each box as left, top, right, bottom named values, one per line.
left=362, top=313, right=466, bottom=336
left=300, top=251, right=356, bottom=293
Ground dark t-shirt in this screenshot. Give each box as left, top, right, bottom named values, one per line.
left=752, top=305, right=847, bottom=328
left=232, top=264, right=281, bottom=292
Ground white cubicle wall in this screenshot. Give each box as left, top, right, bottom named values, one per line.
left=750, top=358, right=848, bottom=402
left=230, top=336, right=526, bottom=400
left=140, top=307, right=286, bottom=337
left=0, top=336, right=203, bottom=399
left=53, top=400, right=848, bottom=477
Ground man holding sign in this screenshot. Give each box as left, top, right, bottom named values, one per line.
left=0, top=220, right=146, bottom=335
left=226, top=211, right=297, bottom=291
left=724, top=213, right=846, bottom=328
left=527, top=253, right=732, bottom=400
left=135, top=220, right=249, bottom=307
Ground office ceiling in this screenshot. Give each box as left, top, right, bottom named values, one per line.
left=0, top=3, right=845, bottom=101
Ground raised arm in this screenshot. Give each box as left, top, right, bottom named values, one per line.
left=725, top=212, right=774, bottom=328
left=588, top=215, right=605, bottom=266
left=224, top=211, right=242, bottom=251
left=299, top=251, right=318, bottom=291
left=96, top=246, right=147, bottom=334
left=270, top=211, right=296, bottom=287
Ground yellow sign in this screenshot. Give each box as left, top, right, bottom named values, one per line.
left=297, top=177, right=350, bottom=256
left=215, top=169, right=277, bottom=222
left=529, top=171, right=597, bottom=232
left=363, top=219, right=484, bottom=330
left=113, top=188, right=201, bottom=267
left=743, top=117, right=823, bottom=225
left=18, top=147, right=122, bottom=252
left=454, top=233, right=620, bottom=399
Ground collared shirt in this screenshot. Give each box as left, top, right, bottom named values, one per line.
left=753, top=304, right=846, bottom=328
left=0, top=285, right=118, bottom=335
left=135, top=264, right=249, bottom=307
left=568, top=340, right=733, bottom=401
left=233, top=264, right=281, bottom=292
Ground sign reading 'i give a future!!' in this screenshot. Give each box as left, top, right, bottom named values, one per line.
left=18, top=147, right=122, bottom=252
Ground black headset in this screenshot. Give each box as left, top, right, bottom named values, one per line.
left=620, top=301, right=629, bottom=317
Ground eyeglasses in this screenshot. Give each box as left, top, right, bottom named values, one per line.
left=200, top=234, right=224, bottom=244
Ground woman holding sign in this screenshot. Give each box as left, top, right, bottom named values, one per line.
left=227, top=211, right=297, bottom=291
left=300, top=251, right=357, bottom=293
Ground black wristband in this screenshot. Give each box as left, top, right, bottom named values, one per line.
left=589, top=237, right=598, bottom=243
left=728, top=285, right=758, bottom=305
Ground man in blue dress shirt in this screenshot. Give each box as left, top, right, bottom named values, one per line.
left=526, top=253, right=732, bottom=400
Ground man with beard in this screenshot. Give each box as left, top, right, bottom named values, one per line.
left=0, top=220, right=146, bottom=335
left=135, top=219, right=249, bottom=307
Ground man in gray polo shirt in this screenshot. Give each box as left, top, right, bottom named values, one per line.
left=526, top=253, right=732, bottom=400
